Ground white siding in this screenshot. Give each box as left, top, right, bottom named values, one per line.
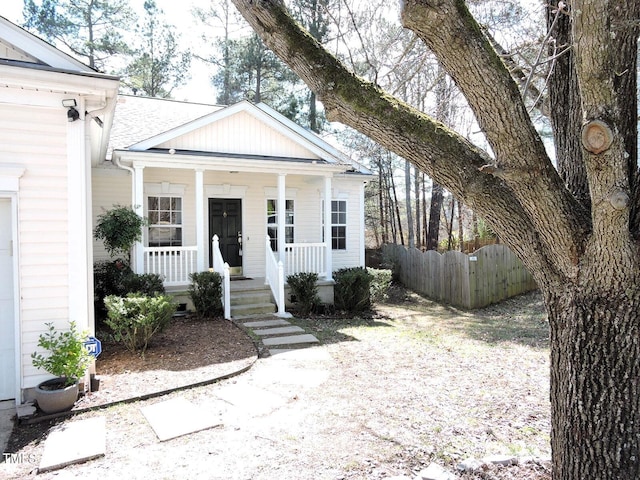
left=0, top=39, right=38, bottom=63
left=92, top=168, right=132, bottom=262
left=114, top=170, right=367, bottom=279
left=331, top=176, right=366, bottom=271
left=158, top=111, right=318, bottom=160
left=0, top=102, right=71, bottom=388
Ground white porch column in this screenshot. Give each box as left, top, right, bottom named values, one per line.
left=324, top=175, right=333, bottom=281
left=134, top=165, right=145, bottom=275
left=195, top=169, right=205, bottom=271
left=277, top=173, right=286, bottom=263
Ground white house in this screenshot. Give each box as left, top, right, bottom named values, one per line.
left=0, top=15, right=371, bottom=405
left=93, top=96, right=372, bottom=316
left=0, top=16, right=119, bottom=404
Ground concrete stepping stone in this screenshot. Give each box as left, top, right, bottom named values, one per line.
left=242, top=319, right=291, bottom=328
left=141, top=397, right=221, bottom=442
left=268, top=348, right=332, bottom=361
left=262, top=334, right=319, bottom=346
left=253, top=326, right=304, bottom=336
left=38, top=417, right=105, bottom=473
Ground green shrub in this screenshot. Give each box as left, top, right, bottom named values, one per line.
left=334, top=267, right=372, bottom=313
left=287, top=272, right=320, bottom=316
left=94, top=259, right=133, bottom=303
left=31, top=321, right=92, bottom=386
left=104, top=294, right=176, bottom=354
left=94, top=205, right=147, bottom=259
left=368, top=267, right=392, bottom=303
left=123, top=273, right=165, bottom=296
left=94, top=260, right=165, bottom=320
left=188, top=271, right=223, bottom=319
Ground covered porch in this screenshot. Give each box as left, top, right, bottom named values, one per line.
left=142, top=237, right=331, bottom=288
left=114, top=152, right=348, bottom=318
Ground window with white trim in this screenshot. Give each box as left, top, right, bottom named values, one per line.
left=147, top=196, right=182, bottom=247
left=267, top=199, right=294, bottom=251
left=323, top=200, right=347, bottom=250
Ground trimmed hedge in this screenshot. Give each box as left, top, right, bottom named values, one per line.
left=287, top=272, right=320, bottom=316
left=188, top=271, right=223, bottom=319
left=94, top=260, right=165, bottom=318
left=334, top=267, right=372, bottom=313
left=104, top=293, right=176, bottom=354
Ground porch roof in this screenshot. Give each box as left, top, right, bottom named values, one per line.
left=112, top=148, right=356, bottom=176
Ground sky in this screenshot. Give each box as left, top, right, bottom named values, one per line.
left=0, top=0, right=219, bottom=103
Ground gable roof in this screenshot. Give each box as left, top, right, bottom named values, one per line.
left=0, top=15, right=98, bottom=73
left=106, top=95, right=223, bottom=160
left=114, top=98, right=370, bottom=174
left=0, top=16, right=120, bottom=166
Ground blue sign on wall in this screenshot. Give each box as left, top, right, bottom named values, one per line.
left=84, top=336, right=102, bottom=358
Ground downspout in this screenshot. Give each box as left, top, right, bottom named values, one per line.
left=113, top=153, right=135, bottom=207
left=113, top=153, right=139, bottom=272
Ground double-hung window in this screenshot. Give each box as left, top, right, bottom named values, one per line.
left=323, top=200, right=347, bottom=250
left=148, top=196, right=182, bottom=247
left=267, top=199, right=294, bottom=251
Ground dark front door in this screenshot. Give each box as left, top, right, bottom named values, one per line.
left=209, top=199, right=242, bottom=274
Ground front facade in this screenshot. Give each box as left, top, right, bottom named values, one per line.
left=94, top=98, right=371, bottom=309
left=0, top=15, right=369, bottom=405
left=0, top=16, right=119, bottom=403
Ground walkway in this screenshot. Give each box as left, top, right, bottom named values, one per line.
left=1, top=315, right=322, bottom=474
left=24, top=348, right=330, bottom=475
left=241, top=317, right=319, bottom=356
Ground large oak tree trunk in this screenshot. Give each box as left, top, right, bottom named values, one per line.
left=544, top=282, right=640, bottom=479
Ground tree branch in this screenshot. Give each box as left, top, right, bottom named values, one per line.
left=230, top=0, right=566, bottom=282
left=399, top=0, right=589, bottom=276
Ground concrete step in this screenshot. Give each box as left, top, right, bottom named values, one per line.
left=252, top=326, right=305, bottom=336
left=231, top=302, right=276, bottom=317
left=231, top=290, right=272, bottom=306
left=262, top=334, right=319, bottom=347
left=243, top=319, right=291, bottom=328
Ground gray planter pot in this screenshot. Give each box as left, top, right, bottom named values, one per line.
left=35, top=378, right=79, bottom=414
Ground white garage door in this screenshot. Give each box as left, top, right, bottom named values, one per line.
left=0, top=198, right=16, bottom=400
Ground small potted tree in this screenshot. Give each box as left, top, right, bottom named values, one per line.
left=31, top=321, right=92, bottom=414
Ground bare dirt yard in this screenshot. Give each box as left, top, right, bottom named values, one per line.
left=2, top=287, right=551, bottom=480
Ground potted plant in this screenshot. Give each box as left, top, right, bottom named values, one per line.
left=31, top=321, right=92, bottom=414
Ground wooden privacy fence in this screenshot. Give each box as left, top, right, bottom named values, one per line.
left=382, top=243, right=537, bottom=309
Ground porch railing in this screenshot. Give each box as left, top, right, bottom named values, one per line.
left=265, top=236, right=287, bottom=316
left=143, top=246, right=197, bottom=286
left=284, top=242, right=327, bottom=278
left=211, top=235, right=231, bottom=320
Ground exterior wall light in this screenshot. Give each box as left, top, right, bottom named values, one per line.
left=62, top=98, right=80, bottom=122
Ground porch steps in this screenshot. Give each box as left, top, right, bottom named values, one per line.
left=231, top=302, right=276, bottom=318
left=230, top=284, right=276, bottom=318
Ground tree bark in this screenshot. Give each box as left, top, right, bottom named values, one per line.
left=415, top=166, right=421, bottom=249
left=547, top=1, right=589, bottom=208
left=546, top=284, right=640, bottom=480
left=406, top=160, right=415, bottom=248
left=458, top=200, right=463, bottom=252
left=426, top=182, right=442, bottom=251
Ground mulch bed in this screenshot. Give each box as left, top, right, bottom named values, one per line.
left=74, top=315, right=258, bottom=410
